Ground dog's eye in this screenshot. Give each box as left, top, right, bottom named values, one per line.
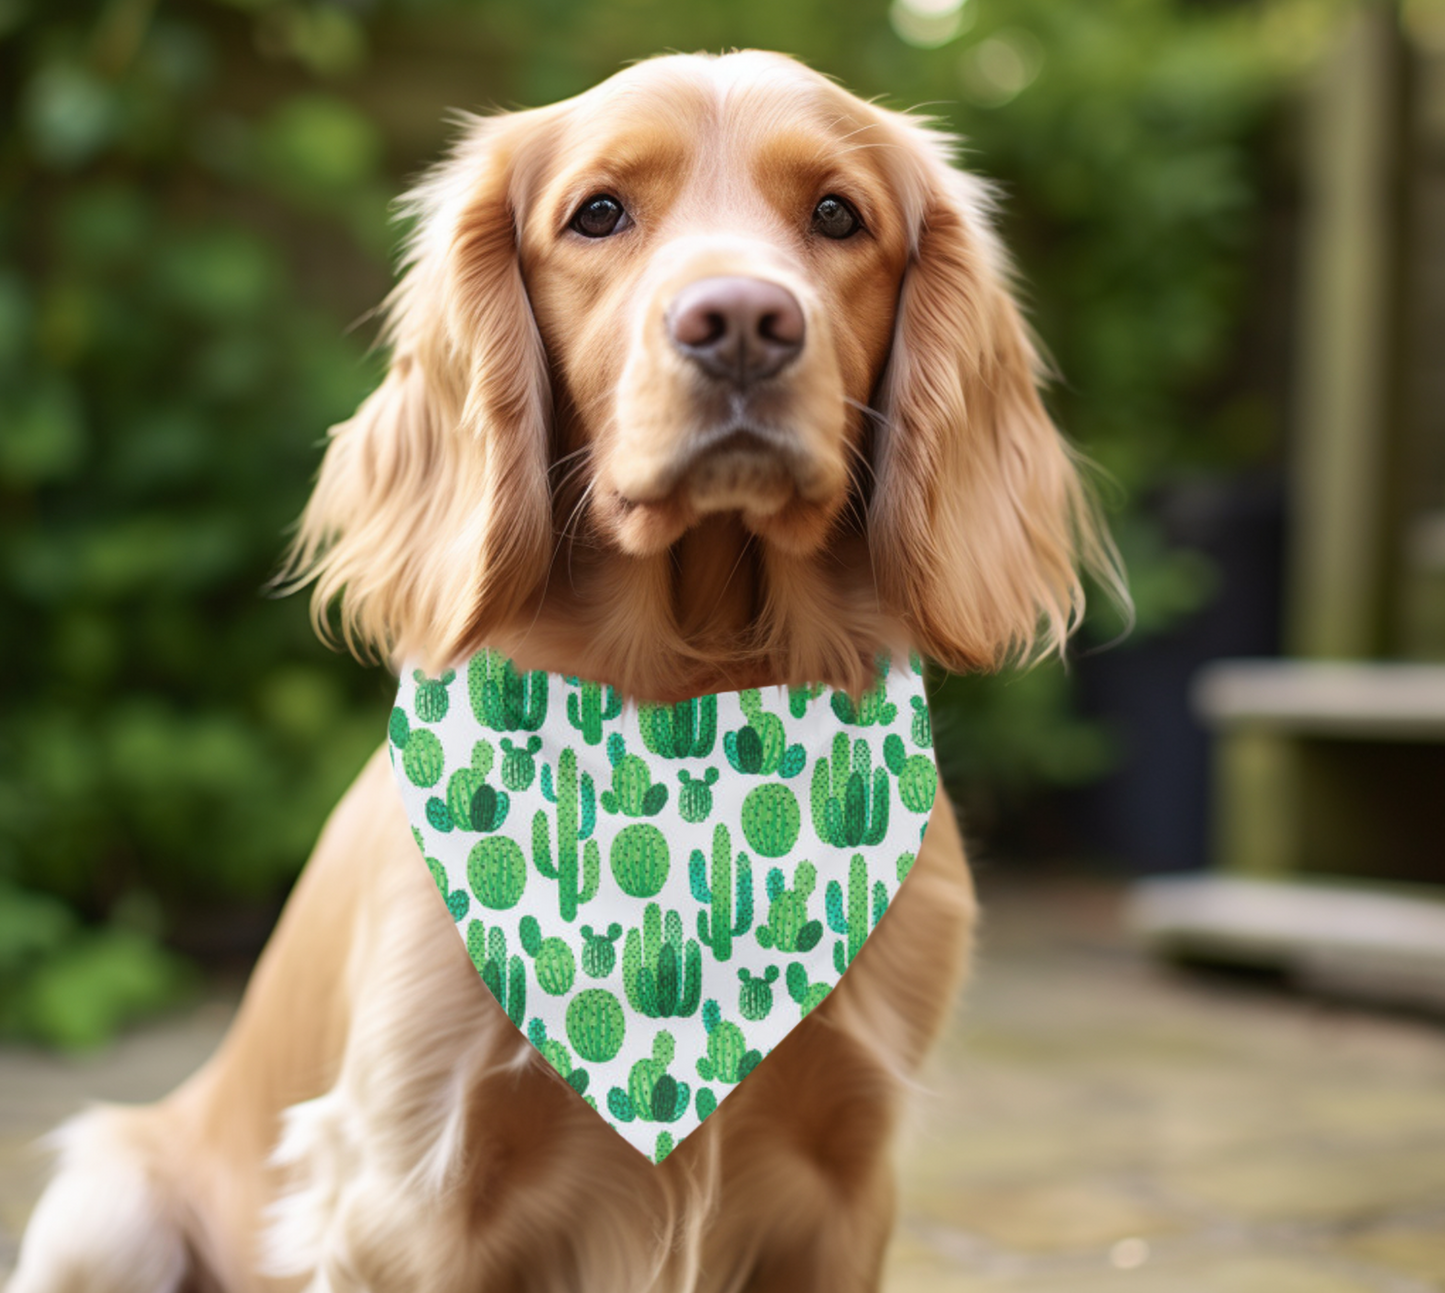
left=570, top=194, right=628, bottom=238
left=812, top=195, right=862, bottom=239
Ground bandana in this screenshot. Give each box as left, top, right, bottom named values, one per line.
left=387, top=651, right=936, bottom=1162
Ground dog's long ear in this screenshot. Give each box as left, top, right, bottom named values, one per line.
left=870, top=121, right=1123, bottom=672
left=283, top=112, right=554, bottom=666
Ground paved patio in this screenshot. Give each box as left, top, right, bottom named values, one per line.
left=3, top=874, right=1444, bottom=1290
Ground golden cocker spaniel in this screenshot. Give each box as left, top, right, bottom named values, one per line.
left=10, top=50, right=1117, bottom=1293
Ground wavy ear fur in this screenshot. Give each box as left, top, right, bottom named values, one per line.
left=871, top=120, right=1123, bottom=672
left=282, top=112, right=554, bottom=667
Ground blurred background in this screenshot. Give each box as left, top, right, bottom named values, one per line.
left=1, top=0, right=1443, bottom=1047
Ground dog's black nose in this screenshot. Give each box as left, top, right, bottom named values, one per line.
left=668, top=276, right=805, bottom=384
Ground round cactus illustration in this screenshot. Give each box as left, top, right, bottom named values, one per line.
left=740, top=783, right=800, bottom=857
left=581, top=923, right=623, bottom=977
left=519, top=915, right=577, bottom=995
left=413, top=669, right=455, bottom=723
left=467, top=836, right=527, bottom=909
left=610, top=823, right=670, bottom=897
left=402, top=728, right=445, bottom=788
left=567, top=988, right=626, bottom=1062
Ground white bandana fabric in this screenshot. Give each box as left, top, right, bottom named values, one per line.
left=387, top=651, right=937, bottom=1162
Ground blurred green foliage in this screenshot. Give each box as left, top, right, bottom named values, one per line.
left=0, top=0, right=1337, bottom=1044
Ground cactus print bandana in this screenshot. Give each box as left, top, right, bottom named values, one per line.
left=387, top=652, right=936, bottom=1162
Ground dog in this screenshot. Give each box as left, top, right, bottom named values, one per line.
left=9, top=49, right=1117, bottom=1293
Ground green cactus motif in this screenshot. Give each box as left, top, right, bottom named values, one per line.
left=468, top=650, right=548, bottom=731
left=389, top=715, right=445, bottom=789
left=565, top=988, right=625, bottom=1062
left=695, top=1088, right=718, bottom=1121
left=610, top=823, right=670, bottom=898
left=444, top=740, right=509, bottom=832
left=723, top=690, right=807, bottom=778
left=677, top=767, right=719, bottom=823
left=910, top=694, right=932, bottom=748
left=564, top=676, right=622, bottom=745
left=737, top=965, right=779, bottom=1021
left=424, top=796, right=453, bottom=833
left=599, top=733, right=668, bottom=817
left=638, top=695, right=717, bottom=758
left=580, top=922, right=622, bottom=977
left=500, top=735, right=542, bottom=791
left=810, top=733, right=890, bottom=848
left=467, top=836, right=527, bottom=910
left=883, top=734, right=937, bottom=814
left=518, top=915, right=577, bottom=995
left=527, top=1018, right=589, bottom=1096
left=412, top=668, right=455, bottom=723
left=897, top=850, right=916, bottom=882
left=606, top=1030, right=691, bottom=1125
left=696, top=998, right=762, bottom=1084
left=388, top=706, right=410, bottom=748
left=466, top=918, right=526, bottom=1028
left=787, top=684, right=825, bottom=719
left=621, top=903, right=702, bottom=1019
left=829, top=665, right=898, bottom=727
left=755, top=861, right=822, bottom=953
left=688, top=823, right=754, bottom=962
left=424, top=856, right=470, bottom=922
left=785, top=961, right=831, bottom=1017
left=534, top=747, right=600, bottom=922
left=739, top=783, right=801, bottom=858
left=825, top=853, right=890, bottom=974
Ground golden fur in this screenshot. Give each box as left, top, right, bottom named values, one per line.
left=9, top=51, right=1119, bottom=1293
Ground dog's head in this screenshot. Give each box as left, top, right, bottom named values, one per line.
left=288, top=52, right=1119, bottom=695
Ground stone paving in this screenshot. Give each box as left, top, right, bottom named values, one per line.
left=3, top=874, right=1444, bottom=1290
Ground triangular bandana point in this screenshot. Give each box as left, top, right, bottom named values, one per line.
left=388, top=651, right=937, bottom=1160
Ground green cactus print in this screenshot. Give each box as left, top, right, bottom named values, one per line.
left=724, top=690, right=806, bottom=778
left=501, top=736, right=542, bottom=791
left=606, top=1031, right=691, bottom=1126
left=467, top=919, right=526, bottom=1028
left=810, top=733, right=890, bottom=849
left=445, top=740, right=509, bottom=833
left=830, top=661, right=898, bottom=727
left=737, top=966, right=779, bottom=1021
left=825, top=853, right=890, bottom=974
left=740, top=783, right=801, bottom=857
left=425, top=856, right=470, bottom=922
left=528, top=1018, right=589, bottom=1096
left=622, top=903, right=702, bottom=1019
left=519, top=915, right=577, bottom=996
left=676, top=767, right=718, bottom=823
left=610, top=823, right=670, bottom=898
left=534, top=748, right=600, bottom=922
left=412, top=669, right=455, bottom=723
left=391, top=721, right=445, bottom=789
left=566, top=988, right=626, bottom=1062
left=580, top=922, right=622, bottom=977
left=389, top=649, right=934, bottom=1161
left=638, top=695, right=717, bottom=759
left=565, top=676, right=623, bottom=745
left=696, top=999, right=762, bottom=1084
left=909, top=694, right=932, bottom=748
left=600, top=733, right=668, bottom=817
left=755, top=862, right=823, bottom=953
left=883, top=733, right=937, bottom=814
left=785, top=961, right=831, bottom=1017
left=469, top=651, right=548, bottom=731
left=688, top=823, right=753, bottom=962
left=468, top=837, right=527, bottom=910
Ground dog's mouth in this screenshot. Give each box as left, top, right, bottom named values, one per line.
left=598, top=421, right=844, bottom=557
